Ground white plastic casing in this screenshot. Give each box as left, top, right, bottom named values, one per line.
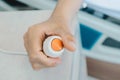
left=43, top=36, right=64, bottom=57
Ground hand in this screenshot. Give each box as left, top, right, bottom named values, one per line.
left=23, top=17, right=76, bottom=70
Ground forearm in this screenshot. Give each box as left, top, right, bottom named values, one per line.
left=51, top=0, right=83, bottom=23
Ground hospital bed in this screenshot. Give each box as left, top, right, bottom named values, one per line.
left=1, top=0, right=120, bottom=20
left=85, top=0, right=120, bottom=20
left=78, top=11, right=120, bottom=64
left=0, top=10, right=120, bottom=80
left=0, top=0, right=120, bottom=80
left=0, top=10, right=88, bottom=80
left=17, top=0, right=120, bottom=19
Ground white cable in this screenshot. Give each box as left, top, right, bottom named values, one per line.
left=0, top=47, right=120, bottom=64
left=0, top=48, right=27, bottom=56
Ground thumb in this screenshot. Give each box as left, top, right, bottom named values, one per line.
left=60, top=31, right=76, bottom=52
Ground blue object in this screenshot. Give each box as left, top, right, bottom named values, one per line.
left=80, top=24, right=102, bottom=50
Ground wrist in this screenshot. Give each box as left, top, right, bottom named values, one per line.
left=51, top=11, right=70, bottom=23
left=49, top=11, right=70, bottom=27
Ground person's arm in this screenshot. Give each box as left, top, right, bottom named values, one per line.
left=24, top=0, right=83, bottom=70
left=52, top=0, right=83, bottom=22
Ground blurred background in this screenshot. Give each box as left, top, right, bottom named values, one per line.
left=0, top=0, right=120, bottom=24
left=0, top=0, right=120, bottom=80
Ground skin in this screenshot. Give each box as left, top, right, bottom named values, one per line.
left=23, top=0, right=83, bottom=70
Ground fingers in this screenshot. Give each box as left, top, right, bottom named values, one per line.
left=27, top=26, right=44, bottom=52
left=32, top=63, right=44, bottom=70
left=23, top=26, right=61, bottom=70
left=23, top=22, right=76, bottom=71
left=29, top=52, right=61, bottom=70
left=55, top=29, right=76, bottom=52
